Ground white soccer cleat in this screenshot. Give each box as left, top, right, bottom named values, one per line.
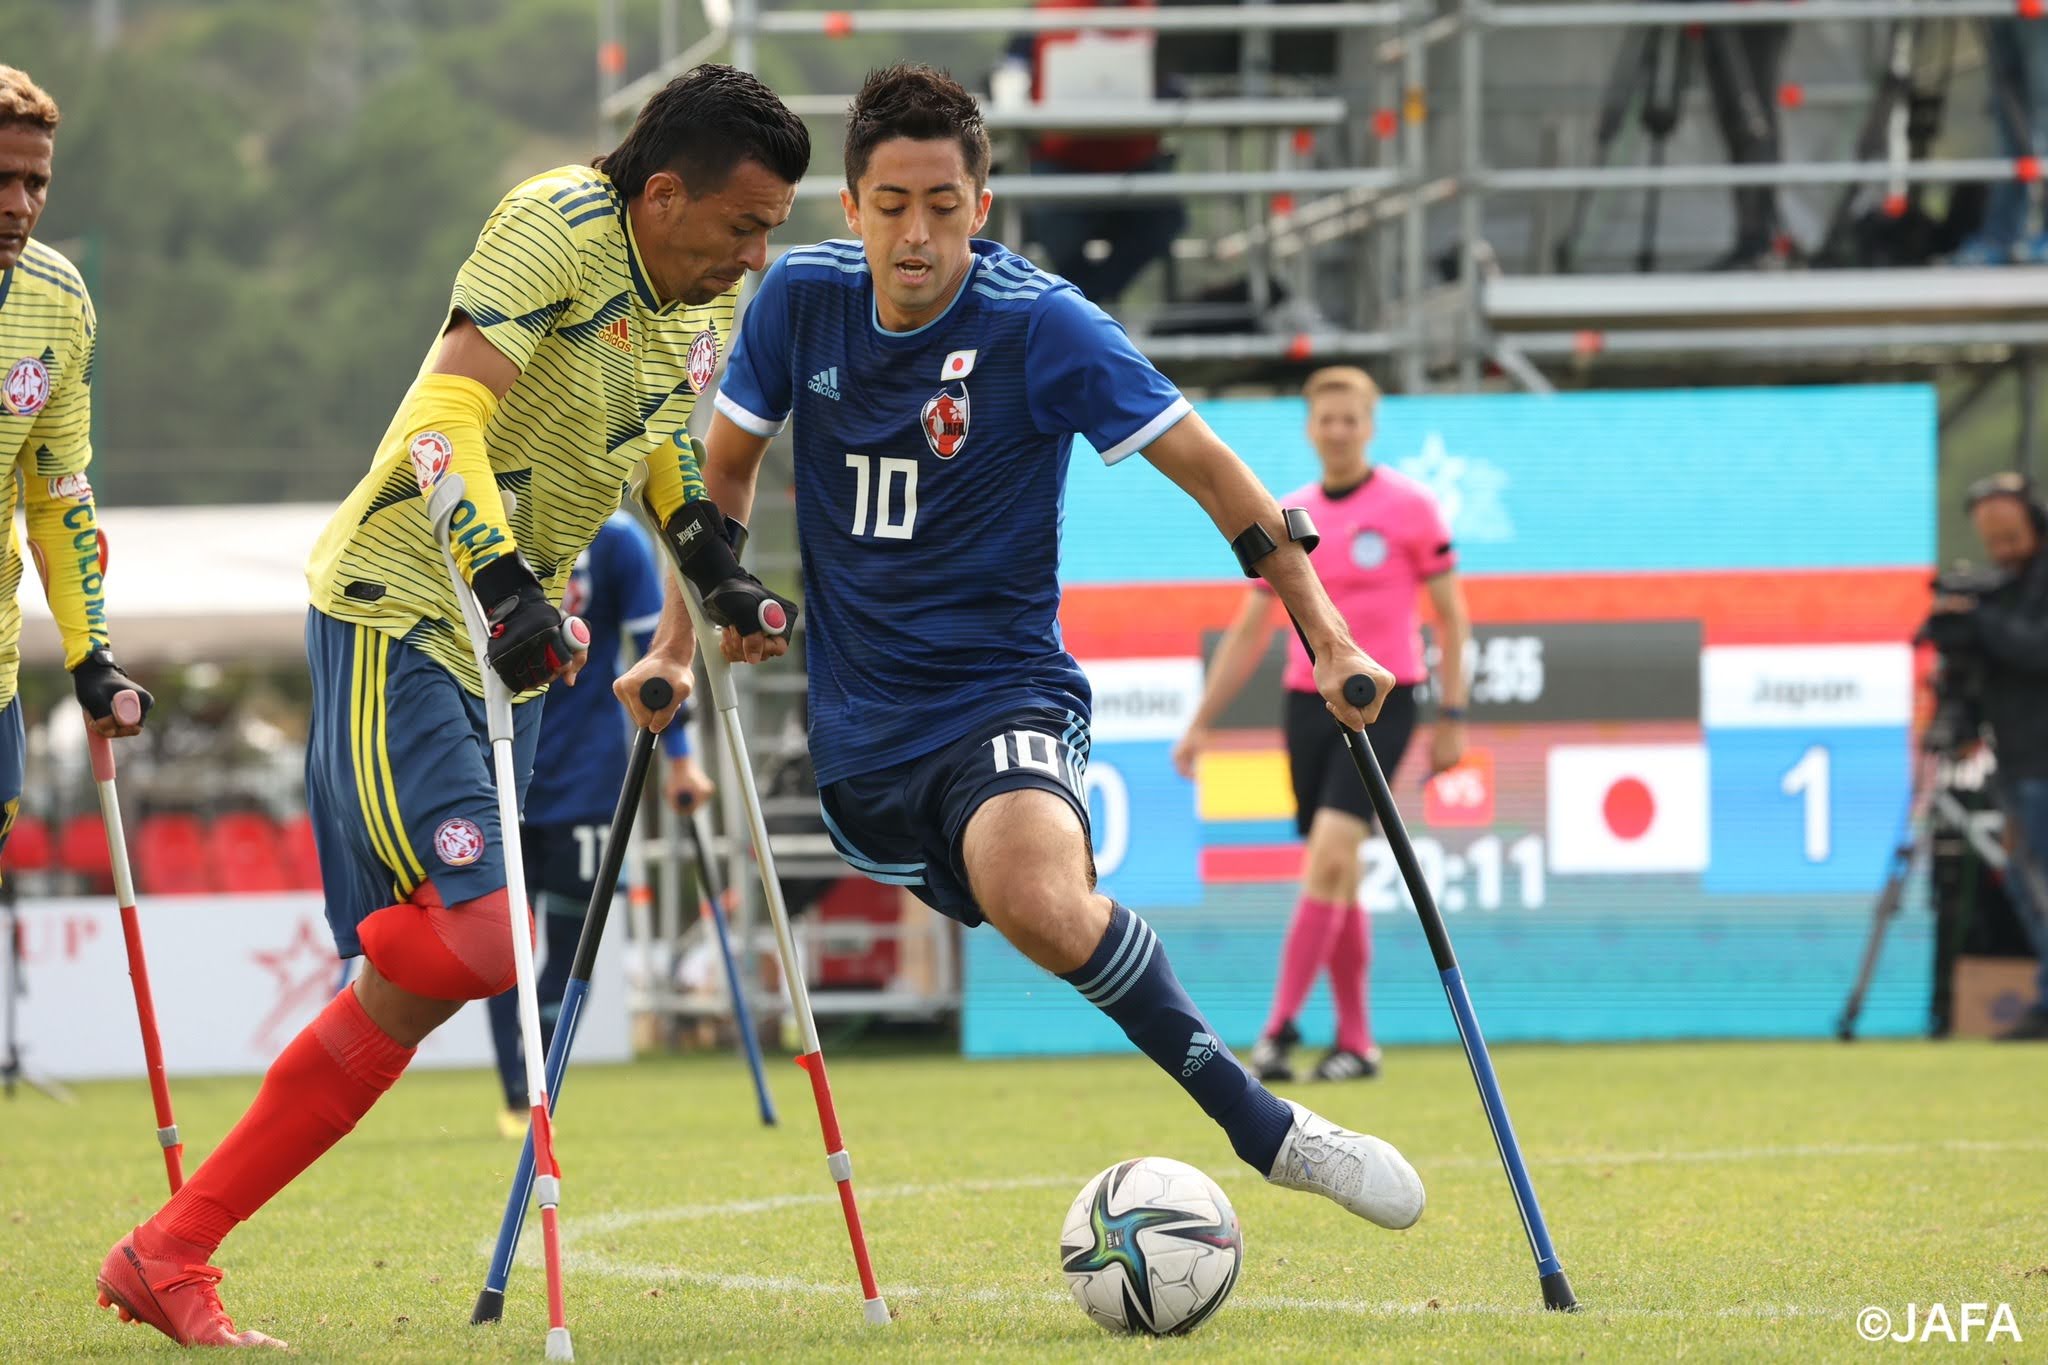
left=1265, top=1100, right=1425, bottom=1230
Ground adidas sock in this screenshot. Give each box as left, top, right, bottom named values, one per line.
left=1328, top=903, right=1375, bottom=1055
left=1061, top=902, right=1294, bottom=1173
left=145, top=985, right=415, bottom=1258
left=1262, top=895, right=1348, bottom=1039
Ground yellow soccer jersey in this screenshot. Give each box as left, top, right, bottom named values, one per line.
left=307, top=165, right=729, bottom=693
left=0, top=240, right=102, bottom=711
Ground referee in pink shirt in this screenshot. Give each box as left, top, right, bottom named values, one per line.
left=1174, top=367, right=1473, bottom=1082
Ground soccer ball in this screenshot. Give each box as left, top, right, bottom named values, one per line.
left=1059, top=1156, right=1242, bottom=1335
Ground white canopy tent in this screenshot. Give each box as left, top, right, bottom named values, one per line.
left=13, top=504, right=334, bottom=667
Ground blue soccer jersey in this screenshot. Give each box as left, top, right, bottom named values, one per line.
left=716, top=239, right=1189, bottom=786
left=525, top=513, right=689, bottom=827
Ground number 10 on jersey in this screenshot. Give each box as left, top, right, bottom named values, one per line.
left=846, top=453, right=918, bottom=540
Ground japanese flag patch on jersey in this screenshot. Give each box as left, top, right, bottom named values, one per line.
left=922, top=381, right=970, bottom=459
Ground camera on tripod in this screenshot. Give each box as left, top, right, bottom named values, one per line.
left=1915, top=563, right=2013, bottom=757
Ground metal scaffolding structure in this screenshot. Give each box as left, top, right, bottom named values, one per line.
left=600, top=0, right=2045, bottom=1029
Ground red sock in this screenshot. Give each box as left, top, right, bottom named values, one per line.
left=1329, top=903, right=1375, bottom=1054
left=1262, top=896, right=1347, bottom=1039
left=142, top=986, right=414, bottom=1259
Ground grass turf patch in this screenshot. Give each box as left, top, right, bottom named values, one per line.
left=5, top=1039, right=2044, bottom=1360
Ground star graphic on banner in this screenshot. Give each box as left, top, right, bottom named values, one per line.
left=250, top=918, right=342, bottom=1055
left=1396, top=431, right=1515, bottom=544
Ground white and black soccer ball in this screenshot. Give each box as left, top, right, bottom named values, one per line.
left=1059, top=1156, right=1242, bottom=1336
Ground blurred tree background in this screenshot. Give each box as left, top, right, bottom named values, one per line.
left=6, top=0, right=2023, bottom=566
left=15, top=0, right=669, bottom=504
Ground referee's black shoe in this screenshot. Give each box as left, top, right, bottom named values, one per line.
left=1311, top=1046, right=1383, bottom=1082
left=1248, top=1020, right=1301, bottom=1083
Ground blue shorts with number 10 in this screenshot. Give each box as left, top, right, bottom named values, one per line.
left=302, top=609, right=542, bottom=957
left=817, top=705, right=1092, bottom=928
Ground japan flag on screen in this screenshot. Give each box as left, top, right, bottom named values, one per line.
left=1546, top=744, right=1709, bottom=874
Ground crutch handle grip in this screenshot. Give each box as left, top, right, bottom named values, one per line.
left=637, top=676, right=674, bottom=712
left=1343, top=674, right=1379, bottom=710
left=113, top=689, right=144, bottom=728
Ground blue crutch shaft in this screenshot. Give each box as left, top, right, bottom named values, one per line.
left=472, top=677, right=671, bottom=1326
left=681, top=809, right=778, bottom=1126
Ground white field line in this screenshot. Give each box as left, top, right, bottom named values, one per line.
left=559, top=1249, right=1834, bottom=1322
left=479, top=1136, right=2047, bottom=1320
left=559, top=1135, right=2048, bottom=1240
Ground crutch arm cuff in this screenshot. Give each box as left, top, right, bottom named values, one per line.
left=1229, top=507, right=1321, bottom=578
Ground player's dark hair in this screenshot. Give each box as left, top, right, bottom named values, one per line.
left=843, top=64, right=990, bottom=198
left=597, top=64, right=809, bottom=199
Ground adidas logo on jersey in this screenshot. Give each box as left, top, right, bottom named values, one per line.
left=808, top=366, right=841, bottom=401
left=1182, top=1031, right=1220, bottom=1078
left=601, top=317, right=631, bottom=353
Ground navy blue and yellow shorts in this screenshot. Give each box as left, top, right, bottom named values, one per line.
left=303, top=609, right=543, bottom=957
left=0, top=698, right=24, bottom=863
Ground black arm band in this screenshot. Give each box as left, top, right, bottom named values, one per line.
left=1228, top=507, right=1321, bottom=578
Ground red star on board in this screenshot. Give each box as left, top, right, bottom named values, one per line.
left=249, top=918, right=341, bottom=1055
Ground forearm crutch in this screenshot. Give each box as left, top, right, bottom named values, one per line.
left=625, top=465, right=888, bottom=1326
left=430, top=476, right=578, bottom=1361
left=472, top=677, right=672, bottom=1326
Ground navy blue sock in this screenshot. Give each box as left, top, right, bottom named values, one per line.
left=1060, top=902, right=1295, bottom=1172
left=484, top=987, right=523, bottom=1109
left=536, top=905, right=583, bottom=1053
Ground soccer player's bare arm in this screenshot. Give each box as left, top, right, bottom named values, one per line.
left=1141, top=411, right=1392, bottom=729
left=1171, top=589, right=1283, bottom=779
left=1426, top=569, right=1473, bottom=773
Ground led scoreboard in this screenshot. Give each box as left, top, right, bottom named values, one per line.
left=964, top=386, right=1937, bottom=1056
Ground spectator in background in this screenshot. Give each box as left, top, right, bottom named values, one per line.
left=1688, top=0, right=1795, bottom=269
left=1001, top=0, right=1186, bottom=305
left=1953, top=20, right=2048, bottom=265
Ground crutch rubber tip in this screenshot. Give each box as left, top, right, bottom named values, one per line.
left=863, top=1297, right=892, bottom=1326
left=1343, top=675, right=1378, bottom=709
left=545, top=1325, right=575, bottom=1360
left=1540, top=1269, right=1579, bottom=1312
left=470, top=1287, right=505, bottom=1325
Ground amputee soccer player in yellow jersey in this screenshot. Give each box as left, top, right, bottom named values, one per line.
left=0, top=68, right=153, bottom=846
left=96, top=66, right=807, bottom=1350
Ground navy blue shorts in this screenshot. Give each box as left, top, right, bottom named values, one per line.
left=818, top=706, right=1092, bottom=928
left=303, top=609, right=542, bottom=957
left=522, top=819, right=607, bottom=914
left=0, top=698, right=23, bottom=861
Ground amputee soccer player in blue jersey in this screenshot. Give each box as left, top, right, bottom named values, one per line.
left=99, top=69, right=804, bottom=1350
left=620, top=65, right=1427, bottom=1234
left=485, top=513, right=713, bottom=1136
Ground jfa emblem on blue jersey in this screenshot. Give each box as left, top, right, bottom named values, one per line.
left=922, top=381, right=970, bottom=459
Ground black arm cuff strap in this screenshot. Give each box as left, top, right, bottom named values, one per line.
left=665, top=500, right=747, bottom=595
left=724, top=516, right=749, bottom=561
left=1229, top=507, right=1321, bottom=578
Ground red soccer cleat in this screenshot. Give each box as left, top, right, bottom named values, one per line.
left=95, top=1228, right=288, bottom=1349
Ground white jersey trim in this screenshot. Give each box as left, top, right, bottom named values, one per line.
left=714, top=389, right=788, bottom=438
left=622, top=610, right=664, bottom=635
left=1098, top=396, right=1193, bottom=465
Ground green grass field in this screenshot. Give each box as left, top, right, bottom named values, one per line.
left=5, top=1039, right=2044, bottom=1361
